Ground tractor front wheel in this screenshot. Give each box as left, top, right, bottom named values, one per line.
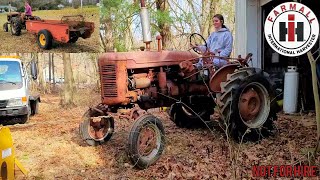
left=79, top=109, right=114, bottom=146
left=3, top=22, right=8, bottom=32
left=127, top=114, right=165, bottom=169
left=37, top=30, right=53, bottom=50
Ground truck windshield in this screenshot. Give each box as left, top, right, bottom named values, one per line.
left=0, top=61, right=22, bottom=84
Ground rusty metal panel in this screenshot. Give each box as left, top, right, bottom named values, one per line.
left=209, top=64, right=239, bottom=93
left=26, top=20, right=70, bottom=43
left=101, top=64, right=117, bottom=97
left=99, top=58, right=129, bottom=106
left=99, top=51, right=199, bottom=69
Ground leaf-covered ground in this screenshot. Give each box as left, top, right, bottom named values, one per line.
left=0, top=7, right=100, bottom=53
left=6, top=93, right=320, bottom=179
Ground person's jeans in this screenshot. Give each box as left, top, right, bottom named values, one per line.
left=195, top=58, right=228, bottom=69
left=213, top=58, right=228, bottom=68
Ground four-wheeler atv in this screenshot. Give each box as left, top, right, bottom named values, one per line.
left=3, top=12, right=41, bottom=36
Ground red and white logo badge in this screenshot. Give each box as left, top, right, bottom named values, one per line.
left=264, top=2, right=319, bottom=57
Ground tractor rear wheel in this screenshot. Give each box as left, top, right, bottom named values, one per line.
left=169, top=102, right=212, bottom=128
left=37, top=30, right=53, bottom=50
left=3, top=22, right=8, bottom=32
left=216, top=68, right=278, bottom=142
left=10, top=17, right=22, bottom=36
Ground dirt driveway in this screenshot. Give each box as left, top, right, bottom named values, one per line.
left=7, top=94, right=320, bottom=179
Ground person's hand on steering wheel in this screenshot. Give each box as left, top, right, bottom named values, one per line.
left=189, top=33, right=208, bottom=55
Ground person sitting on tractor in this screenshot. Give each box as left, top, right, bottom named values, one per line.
left=24, top=0, right=32, bottom=18
left=193, top=14, right=233, bottom=69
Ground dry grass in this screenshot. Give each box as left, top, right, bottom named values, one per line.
left=0, top=7, right=100, bottom=53
left=5, top=92, right=320, bottom=179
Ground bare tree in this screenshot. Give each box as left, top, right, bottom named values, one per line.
left=61, top=53, right=75, bottom=107
left=89, top=53, right=100, bottom=90
left=156, top=0, right=172, bottom=49
left=37, top=53, right=47, bottom=93
left=104, top=17, right=114, bottom=51
left=307, top=51, right=320, bottom=154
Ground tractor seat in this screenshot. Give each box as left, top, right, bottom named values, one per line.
left=26, top=16, right=41, bottom=21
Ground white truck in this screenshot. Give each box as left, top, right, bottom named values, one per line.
left=0, top=56, right=40, bottom=124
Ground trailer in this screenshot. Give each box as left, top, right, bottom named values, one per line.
left=3, top=14, right=95, bottom=50
left=26, top=15, right=95, bottom=49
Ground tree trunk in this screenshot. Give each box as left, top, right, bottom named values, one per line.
left=307, top=52, right=320, bottom=152
left=124, top=18, right=133, bottom=51
left=105, top=18, right=114, bottom=52
left=37, top=53, right=46, bottom=93
left=48, top=53, right=52, bottom=93
left=90, top=54, right=100, bottom=90
left=207, top=0, right=217, bottom=36
left=156, top=0, right=172, bottom=50
left=201, top=0, right=217, bottom=37
left=61, top=53, right=75, bottom=107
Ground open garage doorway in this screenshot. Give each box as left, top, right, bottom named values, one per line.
left=261, top=0, right=320, bottom=111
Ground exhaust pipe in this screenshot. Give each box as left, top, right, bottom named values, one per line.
left=140, top=0, right=152, bottom=50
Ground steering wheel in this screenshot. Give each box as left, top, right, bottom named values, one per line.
left=189, top=33, right=208, bottom=55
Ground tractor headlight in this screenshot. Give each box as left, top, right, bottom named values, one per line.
left=6, top=97, right=27, bottom=107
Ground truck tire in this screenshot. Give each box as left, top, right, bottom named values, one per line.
left=18, top=114, right=29, bottom=124
left=79, top=110, right=114, bottom=146
left=30, top=100, right=39, bottom=116
left=10, top=17, right=22, bottom=36
left=0, top=115, right=29, bottom=125
left=37, top=30, right=53, bottom=50
left=127, top=114, right=165, bottom=169
left=169, top=102, right=212, bottom=128
left=216, top=68, right=278, bottom=142
left=3, top=22, right=8, bottom=32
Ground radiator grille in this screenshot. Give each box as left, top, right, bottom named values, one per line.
left=0, top=100, right=7, bottom=108
left=101, top=64, right=117, bottom=97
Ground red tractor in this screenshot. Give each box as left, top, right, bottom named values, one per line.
left=79, top=1, right=279, bottom=169
left=3, top=12, right=41, bottom=36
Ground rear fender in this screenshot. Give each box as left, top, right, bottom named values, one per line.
left=209, top=64, right=240, bottom=93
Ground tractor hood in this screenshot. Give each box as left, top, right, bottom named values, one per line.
left=99, top=50, right=200, bottom=69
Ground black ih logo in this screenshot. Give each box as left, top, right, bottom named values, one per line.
left=279, top=14, right=304, bottom=42
left=264, top=2, right=319, bottom=57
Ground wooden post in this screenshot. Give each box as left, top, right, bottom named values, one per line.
left=52, top=54, right=55, bottom=86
